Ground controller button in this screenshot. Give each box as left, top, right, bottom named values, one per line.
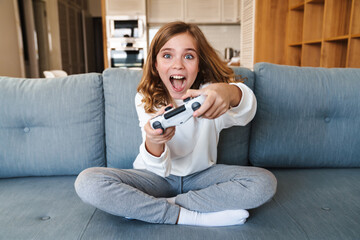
left=165, top=106, right=173, bottom=111
left=183, top=97, right=191, bottom=102
left=192, top=102, right=201, bottom=111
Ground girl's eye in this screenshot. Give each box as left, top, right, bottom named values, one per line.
left=185, top=54, right=194, bottom=60
left=163, top=54, right=171, bottom=59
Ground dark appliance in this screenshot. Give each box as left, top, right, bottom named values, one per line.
left=110, top=48, right=144, bottom=68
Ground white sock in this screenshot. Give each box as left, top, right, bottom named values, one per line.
left=166, top=197, right=176, bottom=205
left=177, top=207, right=249, bottom=227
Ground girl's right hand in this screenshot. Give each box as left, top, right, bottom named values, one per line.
left=144, top=105, right=176, bottom=157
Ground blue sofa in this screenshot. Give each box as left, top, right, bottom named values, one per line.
left=1, top=63, right=359, bottom=240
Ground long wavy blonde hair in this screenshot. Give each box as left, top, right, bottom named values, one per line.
left=137, top=21, right=235, bottom=113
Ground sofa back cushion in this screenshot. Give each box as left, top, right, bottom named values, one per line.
left=0, top=74, right=105, bottom=178
left=103, top=67, right=255, bottom=169
left=250, top=63, right=360, bottom=167
left=103, top=68, right=143, bottom=169
left=217, top=67, right=254, bottom=166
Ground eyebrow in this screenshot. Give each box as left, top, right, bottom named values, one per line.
left=160, top=48, right=197, bottom=53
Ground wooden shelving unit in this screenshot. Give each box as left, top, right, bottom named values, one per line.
left=285, top=0, right=360, bottom=68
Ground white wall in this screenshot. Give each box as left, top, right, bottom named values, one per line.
left=0, top=0, right=25, bottom=77
left=199, top=25, right=240, bottom=59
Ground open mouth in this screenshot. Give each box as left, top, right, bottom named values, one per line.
left=170, top=75, right=186, bottom=92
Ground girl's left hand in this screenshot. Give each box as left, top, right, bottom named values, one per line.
left=182, top=83, right=242, bottom=119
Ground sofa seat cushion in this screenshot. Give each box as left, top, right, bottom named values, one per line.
left=271, top=168, right=360, bottom=240
left=0, top=176, right=96, bottom=239
left=251, top=63, right=360, bottom=167
left=0, top=74, right=105, bottom=178
left=78, top=199, right=307, bottom=240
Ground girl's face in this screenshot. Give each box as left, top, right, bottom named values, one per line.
left=155, top=32, right=199, bottom=99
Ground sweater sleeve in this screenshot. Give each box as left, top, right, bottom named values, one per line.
left=214, top=82, right=257, bottom=132
left=134, top=93, right=172, bottom=177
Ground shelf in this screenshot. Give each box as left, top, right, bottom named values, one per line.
left=303, top=1, right=324, bottom=42
left=290, top=3, right=305, bottom=10
left=306, top=0, right=324, bottom=3
left=303, top=39, right=322, bottom=44
left=348, top=38, right=360, bottom=68
left=287, top=8, right=304, bottom=43
left=302, top=42, right=321, bottom=67
left=289, top=42, right=303, bottom=46
left=286, top=45, right=302, bottom=66
left=325, top=35, right=349, bottom=42
left=322, top=39, right=348, bottom=68
left=323, top=0, right=352, bottom=39
left=284, top=0, right=359, bottom=68
left=351, top=0, right=360, bottom=35
left=289, top=0, right=304, bottom=10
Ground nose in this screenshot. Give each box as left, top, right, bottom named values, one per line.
left=172, top=57, right=184, bottom=69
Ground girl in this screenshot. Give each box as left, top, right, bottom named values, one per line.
left=75, top=21, right=277, bottom=227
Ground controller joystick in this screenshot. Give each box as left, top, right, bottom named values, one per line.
left=150, top=95, right=206, bottom=131
left=191, top=102, right=201, bottom=111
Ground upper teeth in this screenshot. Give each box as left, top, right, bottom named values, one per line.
left=171, top=76, right=185, bottom=80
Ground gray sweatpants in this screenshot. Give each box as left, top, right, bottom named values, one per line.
left=74, top=164, right=277, bottom=224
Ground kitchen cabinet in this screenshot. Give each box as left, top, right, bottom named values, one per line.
left=147, top=0, right=240, bottom=24
left=147, top=0, right=184, bottom=23
left=106, top=0, right=146, bottom=15
left=184, top=0, right=221, bottom=23
left=221, top=0, right=240, bottom=23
